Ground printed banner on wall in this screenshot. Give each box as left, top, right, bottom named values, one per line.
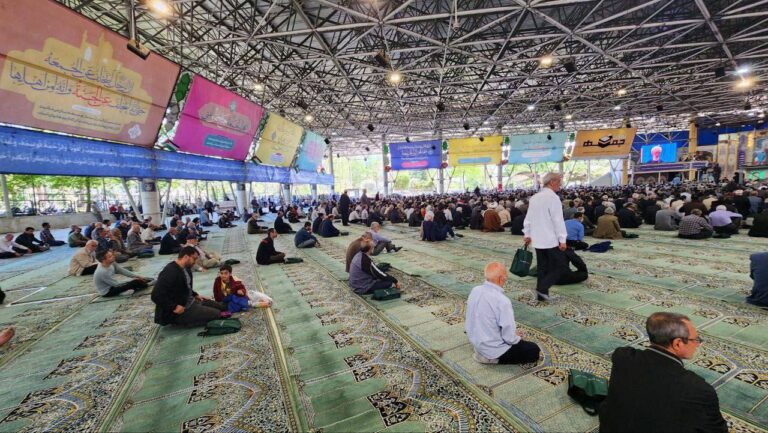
left=389, top=139, right=442, bottom=170
left=295, top=130, right=326, bottom=172
left=0, top=0, right=180, bottom=146
left=253, top=113, right=303, bottom=167
left=508, top=132, right=567, bottom=163
left=448, top=136, right=503, bottom=166
left=571, top=128, right=637, bottom=158
left=172, top=75, right=264, bottom=160
left=754, top=130, right=768, bottom=165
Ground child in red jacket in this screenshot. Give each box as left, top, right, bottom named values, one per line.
left=213, top=265, right=272, bottom=312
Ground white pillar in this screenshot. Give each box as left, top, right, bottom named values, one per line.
left=558, top=161, right=564, bottom=174
left=235, top=183, right=248, bottom=216
left=381, top=133, right=389, bottom=197
left=587, top=160, right=592, bottom=185
left=496, top=164, right=503, bottom=191
left=282, top=184, right=292, bottom=204
left=0, top=174, right=11, bottom=218
left=140, top=178, right=162, bottom=223
left=328, top=145, right=336, bottom=195
left=310, top=184, right=318, bottom=201
left=438, top=131, right=445, bottom=194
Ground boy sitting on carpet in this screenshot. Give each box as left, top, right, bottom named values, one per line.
left=212, top=265, right=272, bottom=312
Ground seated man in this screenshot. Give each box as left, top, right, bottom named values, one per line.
left=421, top=213, right=449, bottom=242
left=159, top=227, right=182, bottom=255
left=370, top=222, right=401, bottom=255
left=0, top=233, right=29, bottom=259
left=616, top=203, right=642, bottom=228
left=217, top=212, right=236, bottom=228
left=348, top=241, right=400, bottom=295
left=140, top=224, right=161, bottom=244
left=294, top=222, right=320, bottom=248
left=127, top=223, right=154, bottom=254
left=678, top=209, right=713, bottom=239
left=274, top=211, right=295, bottom=234
left=319, top=214, right=344, bottom=237
left=346, top=232, right=373, bottom=272
left=482, top=207, right=504, bottom=232
left=557, top=247, right=589, bottom=285
left=185, top=235, right=236, bottom=271
left=654, top=203, right=681, bottom=231
left=747, top=252, right=768, bottom=308
left=93, top=250, right=152, bottom=297
left=599, top=312, right=727, bottom=433
left=15, top=227, right=50, bottom=253
left=151, top=246, right=227, bottom=327
left=749, top=209, right=768, bottom=237
left=256, top=229, right=286, bottom=265
left=312, top=213, right=325, bottom=234
left=212, top=264, right=250, bottom=313
left=466, top=262, right=541, bottom=365
left=247, top=212, right=267, bottom=235
left=68, top=240, right=98, bottom=276
left=68, top=226, right=88, bottom=248
left=40, top=222, right=65, bottom=246
left=510, top=212, right=526, bottom=236
left=565, top=212, right=589, bottom=250
left=709, top=205, right=742, bottom=235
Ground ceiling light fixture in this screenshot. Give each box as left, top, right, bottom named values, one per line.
left=483, top=120, right=489, bottom=125
left=736, top=77, right=755, bottom=90
left=565, top=114, right=573, bottom=120
left=386, top=70, right=403, bottom=86
left=147, top=0, right=172, bottom=16
left=303, top=113, right=314, bottom=123
left=614, top=105, right=622, bottom=111
left=436, top=101, right=445, bottom=112
left=715, top=122, right=721, bottom=127
left=617, top=89, right=627, bottom=96
left=527, top=104, right=535, bottom=111
left=539, top=55, right=554, bottom=68
left=254, top=82, right=264, bottom=92
left=367, top=124, right=375, bottom=132
left=736, top=66, right=750, bottom=75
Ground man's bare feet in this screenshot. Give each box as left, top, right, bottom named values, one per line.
left=0, top=327, right=15, bottom=347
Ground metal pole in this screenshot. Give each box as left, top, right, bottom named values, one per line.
left=382, top=133, right=389, bottom=197
left=0, top=174, right=11, bottom=218
left=587, top=160, right=592, bottom=184
left=438, top=131, right=445, bottom=194
left=328, top=144, right=336, bottom=196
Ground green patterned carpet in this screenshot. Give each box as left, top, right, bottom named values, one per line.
left=0, top=219, right=766, bottom=432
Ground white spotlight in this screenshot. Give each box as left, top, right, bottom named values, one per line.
left=304, top=113, right=314, bottom=123
left=565, top=114, right=573, bottom=120
left=527, top=104, right=535, bottom=111
left=539, top=55, right=554, bottom=68
left=387, top=70, right=403, bottom=86
left=148, top=0, right=172, bottom=16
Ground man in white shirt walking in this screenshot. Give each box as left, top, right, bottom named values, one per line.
left=523, top=172, right=569, bottom=302
left=465, top=262, right=541, bottom=364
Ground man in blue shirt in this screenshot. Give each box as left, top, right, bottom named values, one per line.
left=565, top=212, right=589, bottom=250
left=294, top=222, right=320, bottom=248
left=465, top=262, right=541, bottom=365
left=747, top=252, right=768, bottom=308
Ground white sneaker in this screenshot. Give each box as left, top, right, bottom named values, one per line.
left=119, top=289, right=135, bottom=296
left=473, top=351, right=499, bottom=364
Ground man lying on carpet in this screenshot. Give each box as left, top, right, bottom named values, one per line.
left=600, top=312, right=727, bottom=433
left=465, top=262, right=541, bottom=365
left=348, top=240, right=400, bottom=295
left=152, top=246, right=228, bottom=327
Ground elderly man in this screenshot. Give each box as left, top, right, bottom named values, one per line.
left=600, top=312, right=727, bottom=432
left=709, top=205, right=742, bottom=235
left=678, top=209, right=713, bottom=239
left=93, top=250, right=152, bottom=297
left=370, top=222, right=401, bottom=255
left=523, top=172, right=568, bottom=302
left=466, top=262, right=541, bottom=365
left=0, top=233, right=28, bottom=259
left=126, top=223, right=154, bottom=255
left=654, top=202, right=680, bottom=231
left=159, top=227, right=181, bottom=255
left=68, top=240, right=99, bottom=276
left=184, top=235, right=234, bottom=271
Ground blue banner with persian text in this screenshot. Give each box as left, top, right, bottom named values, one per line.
left=0, top=125, right=334, bottom=184
left=389, top=139, right=442, bottom=170
left=508, top=132, right=567, bottom=163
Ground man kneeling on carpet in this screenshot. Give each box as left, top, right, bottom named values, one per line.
left=348, top=240, right=400, bottom=295
left=152, top=246, right=228, bottom=327
left=93, top=250, right=153, bottom=297
left=213, top=264, right=273, bottom=312
left=466, top=262, right=541, bottom=365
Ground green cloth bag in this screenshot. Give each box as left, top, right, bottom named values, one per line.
left=372, top=288, right=401, bottom=301
left=567, top=369, right=609, bottom=416
left=197, top=318, right=242, bottom=337
left=510, top=245, right=533, bottom=277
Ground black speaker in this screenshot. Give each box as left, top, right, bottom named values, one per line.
left=563, top=60, right=577, bottom=74
left=554, top=103, right=562, bottom=111
left=463, top=122, right=470, bottom=131
left=436, top=101, right=445, bottom=112
left=714, top=67, right=725, bottom=78
left=656, top=104, right=663, bottom=112
left=367, top=124, right=375, bottom=132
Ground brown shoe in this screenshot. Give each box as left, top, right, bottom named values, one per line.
left=0, top=327, right=15, bottom=347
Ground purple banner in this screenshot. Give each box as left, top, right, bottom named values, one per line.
left=173, top=75, right=265, bottom=160
left=390, top=139, right=442, bottom=170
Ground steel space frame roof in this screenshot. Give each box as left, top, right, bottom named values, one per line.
left=59, top=0, right=768, bottom=155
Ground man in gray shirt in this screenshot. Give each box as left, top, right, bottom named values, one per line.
left=93, top=250, right=152, bottom=297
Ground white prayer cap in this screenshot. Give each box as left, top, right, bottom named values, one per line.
left=735, top=190, right=744, bottom=195
left=716, top=205, right=726, bottom=211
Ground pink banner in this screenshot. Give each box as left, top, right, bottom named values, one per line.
left=0, top=0, right=180, bottom=147
left=173, top=75, right=265, bottom=160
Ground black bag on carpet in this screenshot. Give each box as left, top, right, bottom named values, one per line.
left=567, top=369, right=608, bottom=416
left=284, top=257, right=304, bottom=264
left=510, top=245, right=533, bottom=277
left=198, top=318, right=241, bottom=337
left=372, top=288, right=401, bottom=301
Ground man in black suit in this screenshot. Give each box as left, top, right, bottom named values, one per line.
left=599, top=312, right=727, bottom=433
left=159, top=227, right=181, bottom=255
left=151, top=246, right=226, bottom=327
left=339, top=190, right=351, bottom=226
